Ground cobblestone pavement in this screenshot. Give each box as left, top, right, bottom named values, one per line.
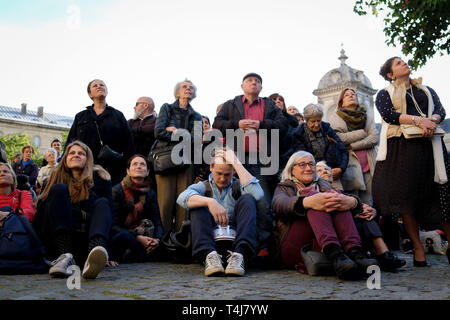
left=0, top=251, right=448, bottom=300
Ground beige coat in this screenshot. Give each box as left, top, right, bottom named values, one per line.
left=329, top=111, right=378, bottom=190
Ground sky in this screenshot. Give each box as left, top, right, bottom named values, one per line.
left=1, top=0, right=449, bottom=124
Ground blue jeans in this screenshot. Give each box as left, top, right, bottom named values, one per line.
left=190, top=194, right=257, bottom=262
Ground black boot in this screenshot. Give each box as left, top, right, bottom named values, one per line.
left=375, top=251, right=406, bottom=271
left=323, top=244, right=360, bottom=280
left=347, top=246, right=379, bottom=272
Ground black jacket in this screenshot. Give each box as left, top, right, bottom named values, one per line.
left=111, top=183, right=163, bottom=240
left=12, top=161, right=39, bottom=187
left=128, top=115, right=156, bottom=158
left=154, top=100, right=203, bottom=163
left=293, top=121, right=349, bottom=172
left=67, top=105, right=135, bottom=185
left=212, top=95, right=287, bottom=155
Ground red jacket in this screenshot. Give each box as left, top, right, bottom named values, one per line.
left=0, top=189, right=36, bottom=222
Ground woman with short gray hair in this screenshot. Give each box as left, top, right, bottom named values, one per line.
left=293, top=104, right=348, bottom=190
left=37, top=148, right=58, bottom=188
left=303, top=103, right=323, bottom=121
left=153, top=79, right=203, bottom=234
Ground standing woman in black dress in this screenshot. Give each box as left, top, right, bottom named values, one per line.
left=372, top=57, right=449, bottom=266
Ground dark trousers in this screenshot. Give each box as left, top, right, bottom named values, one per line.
left=35, top=183, right=112, bottom=261
left=110, top=231, right=161, bottom=262
left=190, top=194, right=257, bottom=262
left=353, top=218, right=384, bottom=251
left=244, top=160, right=277, bottom=251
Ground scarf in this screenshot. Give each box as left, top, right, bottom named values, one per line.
left=21, top=159, right=32, bottom=168
left=121, top=175, right=150, bottom=228
left=304, top=124, right=326, bottom=160
left=336, top=106, right=367, bottom=131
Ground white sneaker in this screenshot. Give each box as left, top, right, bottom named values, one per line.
left=82, top=246, right=108, bottom=279
left=204, top=251, right=224, bottom=276
left=49, top=253, right=76, bottom=278
left=225, top=251, right=245, bottom=276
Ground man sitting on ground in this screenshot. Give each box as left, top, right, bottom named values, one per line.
left=177, top=148, right=263, bottom=276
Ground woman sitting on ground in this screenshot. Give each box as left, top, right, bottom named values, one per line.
left=316, top=161, right=405, bottom=271
left=111, top=154, right=163, bottom=263
left=0, top=162, right=36, bottom=222
left=33, top=140, right=113, bottom=280
left=272, top=151, right=378, bottom=280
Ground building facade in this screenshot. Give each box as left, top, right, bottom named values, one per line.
left=0, top=103, right=73, bottom=155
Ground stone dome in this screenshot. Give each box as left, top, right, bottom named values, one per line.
left=317, top=49, right=374, bottom=91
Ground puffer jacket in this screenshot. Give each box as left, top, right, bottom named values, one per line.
left=293, top=121, right=349, bottom=172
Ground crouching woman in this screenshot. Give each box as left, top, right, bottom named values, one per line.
left=110, top=154, right=163, bottom=263
left=272, top=151, right=378, bottom=280
left=33, top=141, right=112, bottom=279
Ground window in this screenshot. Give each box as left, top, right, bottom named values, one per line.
left=33, top=136, right=41, bottom=147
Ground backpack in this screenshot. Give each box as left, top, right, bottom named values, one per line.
left=202, top=179, right=242, bottom=200
left=0, top=192, right=48, bottom=274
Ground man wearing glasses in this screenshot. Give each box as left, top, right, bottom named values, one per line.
left=128, top=97, right=157, bottom=158
left=128, top=96, right=157, bottom=189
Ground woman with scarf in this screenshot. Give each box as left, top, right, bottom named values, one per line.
left=12, top=145, right=39, bottom=188
left=272, top=151, right=378, bottom=279
left=373, top=56, right=449, bottom=266
left=329, top=88, right=378, bottom=205
left=111, top=154, right=163, bottom=263
left=293, top=103, right=348, bottom=190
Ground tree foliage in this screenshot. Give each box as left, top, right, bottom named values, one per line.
left=354, top=0, right=450, bottom=70
left=0, top=132, right=43, bottom=166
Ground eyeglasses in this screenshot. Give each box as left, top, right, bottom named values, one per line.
left=294, top=162, right=315, bottom=169
left=135, top=102, right=147, bottom=106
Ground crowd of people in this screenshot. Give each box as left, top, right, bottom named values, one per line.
left=0, top=56, right=449, bottom=281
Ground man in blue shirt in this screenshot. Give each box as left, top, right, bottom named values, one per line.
left=177, top=148, right=263, bottom=276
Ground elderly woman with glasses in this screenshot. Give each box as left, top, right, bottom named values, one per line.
left=153, top=79, right=203, bottom=234
left=272, top=151, right=378, bottom=280
left=293, top=104, right=348, bottom=189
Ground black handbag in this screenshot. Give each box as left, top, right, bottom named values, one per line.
left=94, top=120, right=123, bottom=163
left=148, top=104, right=189, bottom=174
left=148, top=140, right=186, bottom=174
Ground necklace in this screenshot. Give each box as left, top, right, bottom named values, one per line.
left=406, top=87, right=426, bottom=117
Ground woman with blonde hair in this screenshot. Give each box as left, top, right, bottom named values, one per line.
left=34, top=140, right=112, bottom=279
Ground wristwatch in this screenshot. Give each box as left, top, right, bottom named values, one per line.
left=432, top=115, right=440, bottom=122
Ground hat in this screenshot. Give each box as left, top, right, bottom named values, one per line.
left=242, top=73, right=262, bottom=83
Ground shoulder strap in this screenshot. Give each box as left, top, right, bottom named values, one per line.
left=202, top=179, right=241, bottom=200
left=231, top=179, right=242, bottom=200
left=202, top=180, right=213, bottom=198
left=14, top=191, right=24, bottom=216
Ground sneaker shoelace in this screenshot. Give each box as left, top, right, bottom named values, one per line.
left=226, top=250, right=242, bottom=266
left=51, top=254, right=74, bottom=266
left=206, top=252, right=222, bottom=267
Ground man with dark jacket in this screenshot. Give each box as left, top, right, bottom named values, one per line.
left=128, top=96, right=157, bottom=191
left=213, top=73, right=287, bottom=259
left=128, top=97, right=157, bottom=158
